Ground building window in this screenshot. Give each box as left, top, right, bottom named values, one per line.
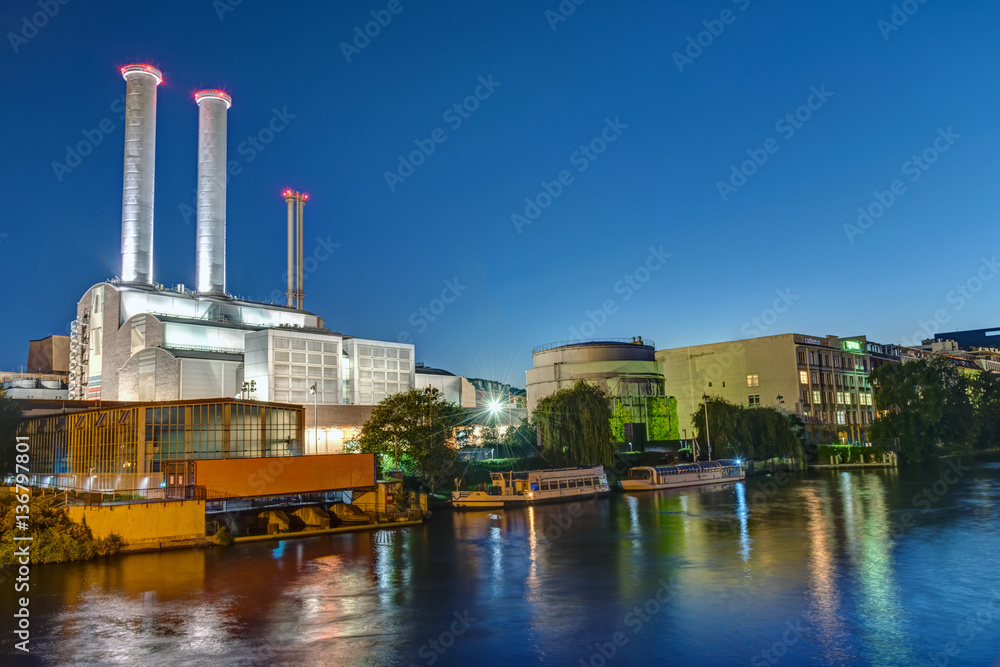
left=746, top=374, right=759, bottom=387
left=813, top=390, right=821, bottom=404
left=811, top=371, right=818, bottom=385
left=799, top=371, right=808, bottom=384
left=797, top=351, right=805, bottom=365
left=824, top=355, right=830, bottom=366
left=748, top=395, right=760, bottom=406
left=837, top=410, right=846, bottom=425
left=833, top=356, right=839, bottom=368
left=809, top=351, right=815, bottom=364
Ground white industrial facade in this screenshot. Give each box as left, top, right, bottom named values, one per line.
left=69, top=282, right=413, bottom=407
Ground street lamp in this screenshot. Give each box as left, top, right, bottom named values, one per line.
left=309, top=383, right=318, bottom=453
left=702, top=393, right=712, bottom=461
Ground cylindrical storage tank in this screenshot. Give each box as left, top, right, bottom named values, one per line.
left=120, top=63, right=163, bottom=285
left=194, top=89, right=232, bottom=295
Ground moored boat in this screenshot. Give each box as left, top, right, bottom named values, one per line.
left=451, top=466, right=611, bottom=510
left=621, top=459, right=744, bottom=491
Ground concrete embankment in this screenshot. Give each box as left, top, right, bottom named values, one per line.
left=68, top=500, right=209, bottom=553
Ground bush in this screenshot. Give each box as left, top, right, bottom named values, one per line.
left=97, top=533, right=127, bottom=557
left=215, top=526, right=234, bottom=547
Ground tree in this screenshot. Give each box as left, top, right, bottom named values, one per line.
left=691, top=396, right=802, bottom=462
left=501, top=418, right=538, bottom=459
left=868, top=357, right=974, bottom=462
left=355, top=388, right=465, bottom=493
left=0, top=390, right=23, bottom=477
left=533, top=380, right=614, bottom=467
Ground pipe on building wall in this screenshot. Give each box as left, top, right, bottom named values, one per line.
left=120, top=64, right=162, bottom=285
left=194, top=90, right=232, bottom=295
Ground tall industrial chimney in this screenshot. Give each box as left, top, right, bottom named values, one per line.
left=282, top=190, right=308, bottom=309
left=285, top=191, right=296, bottom=307
left=120, top=64, right=162, bottom=285
left=194, top=89, right=232, bottom=295
left=296, top=195, right=305, bottom=310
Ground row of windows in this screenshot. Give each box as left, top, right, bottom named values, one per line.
left=274, top=351, right=339, bottom=365
left=274, top=365, right=338, bottom=379
left=797, top=349, right=868, bottom=371
left=359, top=370, right=408, bottom=382
left=274, top=338, right=337, bottom=353
left=806, top=390, right=872, bottom=405
left=358, top=381, right=409, bottom=394
left=809, top=410, right=873, bottom=425
left=539, top=477, right=599, bottom=491
left=357, top=345, right=411, bottom=360
left=358, top=358, right=410, bottom=370
left=801, top=370, right=869, bottom=387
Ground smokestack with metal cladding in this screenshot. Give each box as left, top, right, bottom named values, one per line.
left=194, top=89, right=232, bottom=295
left=120, top=63, right=162, bottom=284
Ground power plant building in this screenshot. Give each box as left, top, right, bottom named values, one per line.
left=45, top=64, right=415, bottom=470
left=60, top=64, right=413, bottom=452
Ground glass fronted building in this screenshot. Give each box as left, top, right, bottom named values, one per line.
left=17, top=399, right=303, bottom=492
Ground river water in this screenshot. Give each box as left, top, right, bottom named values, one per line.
left=5, top=455, right=1000, bottom=666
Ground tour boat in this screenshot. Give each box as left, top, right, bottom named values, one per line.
left=620, top=459, right=745, bottom=491
left=451, top=466, right=611, bottom=510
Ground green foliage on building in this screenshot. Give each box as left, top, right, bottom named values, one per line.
left=533, top=380, right=615, bottom=467
left=610, top=401, right=633, bottom=442
left=608, top=395, right=680, bottom=443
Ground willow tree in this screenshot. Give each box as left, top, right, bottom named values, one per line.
left=691, top=396, right=802, bottom=461
left=533, top=380, right=614, bottom=467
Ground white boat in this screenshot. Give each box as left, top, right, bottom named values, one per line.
left=621, top=459, right=745, bottom=491
left=451, top=466, right=611, bottom=510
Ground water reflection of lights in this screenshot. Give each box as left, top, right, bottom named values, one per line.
left=490, top=524, right=504, bottom=595
left=840, top=472, right=857, bottom=553
left=625, top=494, right=642, bottom=553
left=734, top=482, right=752, bottom=569
left=271, top=541, right=286, bottom=560
left=804, top=483, right=847, bottom=664
left=526, top=506, right=540, bottom=600
left=856, top=474, right=912, bottom=665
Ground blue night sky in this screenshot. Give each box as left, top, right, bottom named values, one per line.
left=1, top=1, right=998, bottom=387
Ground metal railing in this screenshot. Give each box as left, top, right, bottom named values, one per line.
left=532, top=338, right=656, bottom=355
left=2, top=482, right=207, bottom=506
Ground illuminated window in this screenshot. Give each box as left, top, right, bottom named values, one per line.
left=836, top=410, right=846, bottom=425
left=812, top=390, right=821, bottom=404
left=799, top=371, right=808, bottom=384
left=746, top=374, right=759, bottom=387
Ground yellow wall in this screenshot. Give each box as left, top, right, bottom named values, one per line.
left=68, top=501, right=205, bottom=550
